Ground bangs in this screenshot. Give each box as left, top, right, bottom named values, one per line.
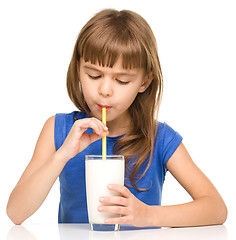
left=77, top=18, right=148, bottom=70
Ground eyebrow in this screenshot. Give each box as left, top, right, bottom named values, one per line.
left=82, top=65, right=137, bottom=77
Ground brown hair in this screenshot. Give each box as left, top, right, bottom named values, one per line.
left=67, top=9, right=163, bottom=190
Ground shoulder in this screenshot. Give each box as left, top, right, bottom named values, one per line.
left=54, top=111, right=87, bottom=129
left=39, top=115, right=55, bottom=140
left=155, top=122, right=183, bottom=165
left=44, top=115, right=55, bottom=128
left=29, top=115, right=56, bottom=163
left=55, top=111, right=87, bottom=123
left=156, top=122, right=181, bottom=143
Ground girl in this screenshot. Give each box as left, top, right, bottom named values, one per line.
left=7, top=9, right=227, bottom=227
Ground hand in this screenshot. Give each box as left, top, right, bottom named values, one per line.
left=98, top=184, right=150, bottom=227
left=58, top=118, right=108, bottom=161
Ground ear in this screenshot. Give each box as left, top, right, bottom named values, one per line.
left=138, top=72, right=154, bottom=93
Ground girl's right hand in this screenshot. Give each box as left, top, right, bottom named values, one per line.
left=57, top=118, right=108, bottom=162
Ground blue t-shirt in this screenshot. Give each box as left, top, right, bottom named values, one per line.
left=54, top=111, right=183, bottom=223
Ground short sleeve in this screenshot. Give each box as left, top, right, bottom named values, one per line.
left=54, top=113, right=67, bottom=151
left=162, top=123, right=183, bottom=166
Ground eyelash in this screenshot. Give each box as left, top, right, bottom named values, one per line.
left=117, top=80, right=129, bottom=85
left=88, top=75, right=129, bottom=85
left=88, top=75, right=101, bottom=80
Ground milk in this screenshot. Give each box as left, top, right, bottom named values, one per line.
left=85, top=157, right=124, bottom=224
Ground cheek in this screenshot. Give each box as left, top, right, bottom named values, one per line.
left=79, top=88, right=91, bottom=110
left=119, top=89, right=139, bottom=108
left=80, top=80, right=92, bottom=100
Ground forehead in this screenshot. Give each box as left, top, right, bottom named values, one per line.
left=80, top=57, right=144, bottom=76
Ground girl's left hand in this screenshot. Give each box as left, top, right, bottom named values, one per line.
left=98, top=184, right=150, bottom=227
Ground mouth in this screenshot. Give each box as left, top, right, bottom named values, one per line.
left=97, top=104, right=112, bottom=111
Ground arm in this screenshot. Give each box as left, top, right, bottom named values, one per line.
left=6, top=116, right=108, bottom=225
left=6, top=116, right=60, bottom=225
left=148, top=142, right=227, bottom=227
left=99, top=142, right=227, bottom=227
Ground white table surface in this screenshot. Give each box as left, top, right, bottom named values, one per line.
left=1, top=223, right=231, bottom=240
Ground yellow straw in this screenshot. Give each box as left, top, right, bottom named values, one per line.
left=102, top=107, right=107, bottom=160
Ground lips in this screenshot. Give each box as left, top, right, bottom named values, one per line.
left=97, top=104, right=112, bottom=111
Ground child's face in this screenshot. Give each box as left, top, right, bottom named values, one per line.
left=79, top=57, right=148, bottom=127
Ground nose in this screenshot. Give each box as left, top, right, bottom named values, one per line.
left=98, top=77, right=113, bottom=97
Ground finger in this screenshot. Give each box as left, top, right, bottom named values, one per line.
left=75, top=117, right=108, bottom=137
left=98, top=205, right=128, bottom=215
left=99, top=196, right=128, bottom=206
left=108, top=184, right=131, bottom=198
left=90, top=117, right=108, bottom=132
left=73, top=118, right=92, bottom=134
left=88, top=118, right=106, bottom=137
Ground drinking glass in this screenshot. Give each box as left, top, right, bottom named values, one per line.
left=85, top=155, right=124, bottom=231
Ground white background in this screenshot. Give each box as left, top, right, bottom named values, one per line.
left=0, top=0, right=235, bottom=235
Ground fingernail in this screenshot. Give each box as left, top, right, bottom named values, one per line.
left=108, top=184, right=113, bottom=189
left=99, top=197, right=104, bottom=202
left=98, top=206, right=102, bottom=211
left=105, top=126, right=108, bottom=130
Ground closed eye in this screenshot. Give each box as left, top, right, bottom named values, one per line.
left=88, top=74, right=101, bottom=80
left=116, top=79, right=129, bottom=85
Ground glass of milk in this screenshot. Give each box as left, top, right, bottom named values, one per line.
left=85, top=155, right=125, bottom=231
